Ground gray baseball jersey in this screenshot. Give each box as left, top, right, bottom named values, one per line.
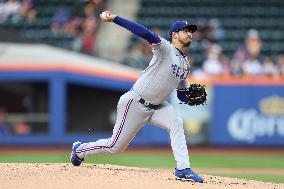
left=133, top=37, right=190, bottom=104
left=75, top=37, right=191, bottom=170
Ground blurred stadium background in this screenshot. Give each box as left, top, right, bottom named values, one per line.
left=0, top=0, right=284, bottom=183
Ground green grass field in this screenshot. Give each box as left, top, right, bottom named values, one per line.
left=1, top=151, right=284, bottom=183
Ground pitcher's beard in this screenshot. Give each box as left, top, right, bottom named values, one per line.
left=182, top=38, right=192, bottom=47
left=183, top=40, right=191, bottom=47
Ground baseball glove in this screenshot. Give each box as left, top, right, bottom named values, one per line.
left=184, top=84, right=207, bottom=106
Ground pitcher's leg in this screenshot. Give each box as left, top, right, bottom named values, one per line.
left=149, top=102, right=190, bottom=170
left=76, top=97, right=148, bottom=159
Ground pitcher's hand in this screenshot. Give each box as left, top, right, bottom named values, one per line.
left=100, top=11, right=116, bottom=22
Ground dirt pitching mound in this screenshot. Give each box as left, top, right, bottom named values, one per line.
left=1, top=163, right=283, bottom=189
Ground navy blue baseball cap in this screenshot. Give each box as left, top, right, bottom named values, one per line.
left=170, top=20, right=197, bottom=34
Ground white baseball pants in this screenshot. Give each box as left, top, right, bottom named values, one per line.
left=75, top=91, right=190, bottom=170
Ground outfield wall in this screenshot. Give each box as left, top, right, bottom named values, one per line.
left=0, top=44, right=284, bottom=147
left=211, top=81, right=284, bottom=146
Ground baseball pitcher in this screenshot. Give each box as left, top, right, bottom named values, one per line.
left=70, top=10, right=206, bottom=182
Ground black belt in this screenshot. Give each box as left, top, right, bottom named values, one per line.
left=139, top=98, right=159, bottom=109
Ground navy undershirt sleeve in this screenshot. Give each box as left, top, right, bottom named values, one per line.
left=113, top=16, right=161, bottom=44
left=177, top=89, right=188, bottom=103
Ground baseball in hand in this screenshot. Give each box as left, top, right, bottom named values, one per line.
left=100, top=12, right=107, bottom=19
left=100, top=11, right=115, bottom=22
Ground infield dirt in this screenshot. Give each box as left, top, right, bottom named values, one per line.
left=1, top=163, right=283, bottom=189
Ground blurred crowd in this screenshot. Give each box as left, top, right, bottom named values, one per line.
left=1, top=1, right=284, bottom=78
left=0, top=0, right=106, bottom=54
left=192, top=28, right=284, bottom=78
left=0, top=0, right=36, bottom=23
left=122, top=19, right=284, bottom=78
left=50, top=0, right=106, bottom=54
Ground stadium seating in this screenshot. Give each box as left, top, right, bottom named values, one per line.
left=0, top=0, right=85, bottom=49
left=1, top=0, right=283, bottom=67
left=135, top=0, right=284, bottom=66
